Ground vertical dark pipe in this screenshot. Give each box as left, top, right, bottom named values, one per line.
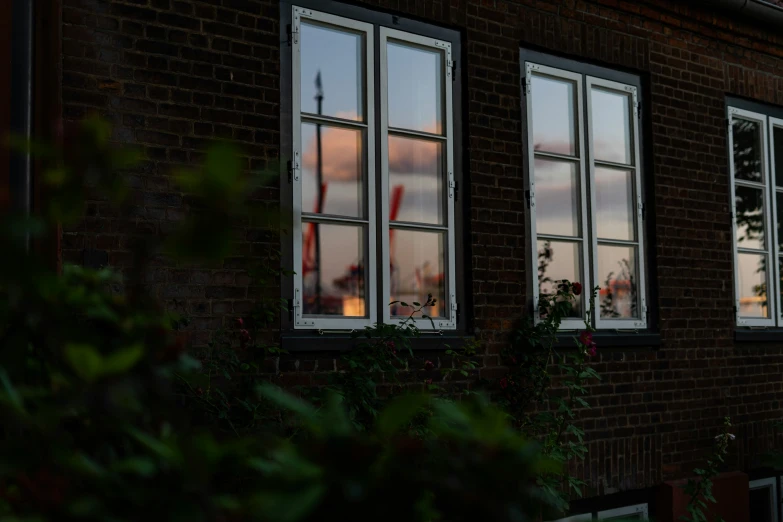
left=10, top=0, right=34, bottom=251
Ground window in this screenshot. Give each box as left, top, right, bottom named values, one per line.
left=549, top=504, right=648, bottom=522
left=597, top=504, right=648, bottom=521
left=749, top=477, right=777, bottom=522
left=522, top=52, right=648, bottom=330
left=728, top=104, right=783, bottom=327
left=285, top=4, right=461, bottom=332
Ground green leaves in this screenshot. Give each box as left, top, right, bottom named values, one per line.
left=376, top=394, right=430, bottom=439
left=64, top=343, right=145, bottom=382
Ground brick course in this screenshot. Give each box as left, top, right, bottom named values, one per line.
left=60, top=0, right=783, bottom=500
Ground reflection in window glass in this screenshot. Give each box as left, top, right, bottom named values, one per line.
left=388, top=136, right=443, bottom=224
left=595, top=167, right=635, bottom=241
left=737, top=252, right=769, bottom=318
left=733, top=118, right=764, bottom=183
left=301, top=123, right=363, bottom=218
left=300, top=21, right=363, bottom=120
left=531, top=75, right=577, bottom=156
left=591, top=88, right=632, bottom=165
left=534, top=159, right=580, bottom=237
left=775, top=126, right=783, bottom=187
left=734, top=185, right=766, bottom=251
left=537, top=240, right=582, bottom=318
left=387, top=42, right=443, bottom=134
left=302, top=223, right=366, bottom=316
left=390, top=229, right=445, bottom=318
left=597, top=245, right=638, bottom=319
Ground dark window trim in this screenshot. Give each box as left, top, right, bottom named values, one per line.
left=734, top=328, right=783, bottom=342
left=519, top=48, right=659, bottom=342
left=279, top=0, right=469, bottom=349
left=280, top=332, right=473, bottom=352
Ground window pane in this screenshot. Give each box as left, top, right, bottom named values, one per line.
left=591, top=88, right=632, bottom=164
left=388, top=136, right=443, bottom=225
left=597, top=245, right=639, bottom=319
left=595, top=167, right=635, bottom=241
left=390, top=229, right=445, bottom=318
left=534, top=159, right=580, bottom=237
left=387, top=41, right=443, bottom=134
left=777, top=191, right=783, bottom=251
left=775, top=126, right=783, bottom=187
left=732, top=118, right=763, bottom=183
left=749, top=487, right=772, bottom=522
left=302, top=123, right=363, bottom=218
left=302, top=223, right=365, bottom=317
left=300, top=22, right=363, bottom=121
left=531, top=75, right=577, bottom=156
left=537, top=240, right=582, bottom=318
left=737, top=252, right=769, bottom=318
left=735, top=185, right=765, bottom=251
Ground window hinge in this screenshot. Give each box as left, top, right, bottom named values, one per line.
left=287, top=160, right=293, bottom=183
left=521, top=76, right=526, bottom=96
left=448, top=59, right=457, bottom=81
left=288, top=151, right=300, bottom=182
left=287, top=24, right=298, bottom=46
left=525, top=189, right=535, bottom=209
left=448, top=172, right=456, bottom=199
left=726, top=117, right=731, bottom=131
left=454, top=179, right=459, bottom=202
left=287, top=298, right=294, bottom=321
left=456, top=302, right=460, bottom=324
left=636, top=101, right=642, bottom=119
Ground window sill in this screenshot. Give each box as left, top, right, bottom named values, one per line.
left=554, top=330, right=661, bottom=349
left=734, top=328, right=783, bottom=342
left=280, top=331, right=472, bottom=352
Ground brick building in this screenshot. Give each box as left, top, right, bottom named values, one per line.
left=6, top=0, right=783, bottom=519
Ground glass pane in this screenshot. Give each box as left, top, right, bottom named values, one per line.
left=775, top=126, right=783, bottom=187
left=531, top=75, right=577, bottom=156
left=779, top=256, right=783, bottom=319
left=387, top=41, right=443, bottom=134
left=735, top=185, right=765, bottom=250
left=738, top=252, right=769, bottom=318
left=390, top=229, right=445, bottom=319
left=537, top=240, right=582, bottom=318
left=597, top=245, right=638, bottom=319
left=302, top=223, right=365, bottom=317
left=777, top=191, right=783, bottom=251
left=302, top=123, right=363, bottom=218
left=595, top=167, right=635, bottom=241
left=388, top=136, right=443, bottom=224
left=534, top=159, right=580, bottom=237
left=591, top=88, right=632, bottom=164
left=300, top=21, right=363, bottom=121
left=732, top=118, right=763, bottom=183
left=749, top=487, right=772, bottom=522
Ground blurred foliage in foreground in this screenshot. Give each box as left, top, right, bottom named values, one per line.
left=0, top=117, right=562, bottom=522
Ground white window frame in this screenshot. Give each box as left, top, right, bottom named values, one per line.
left=728, top=106, right=777, bottom=327
left=379, top=27, right=457, bottom=330
left=549, top=514, right=592, bottom=522
left=750, top=477, right=778, bottom=522
left=586, top=77, right=647, bottom=330
left=524, top=61, right=647, bottom=330
left=291, top=6, right=377, bottom=330
left=597, top=503, right=648, bottom=520
left=524, top=63, right=590, bottom=331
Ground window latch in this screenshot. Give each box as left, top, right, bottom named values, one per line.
left=287, top=23, right=299, bottom=46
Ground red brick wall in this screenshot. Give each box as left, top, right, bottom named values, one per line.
left=60, top=0, right=783, bottom=499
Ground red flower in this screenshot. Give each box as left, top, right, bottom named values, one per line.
left=424, top=360, right=434, bottom=371
left=499, top=377, right=508, bottom=390
left=572, top=282, right=583, bottom=296
left=235, top=317, right=244, bottom=328
left=579, top=330, right=597, bottom=357
left=425, top=378, right=433, bottom=385
left=196, top=387, right=204, bottom=396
